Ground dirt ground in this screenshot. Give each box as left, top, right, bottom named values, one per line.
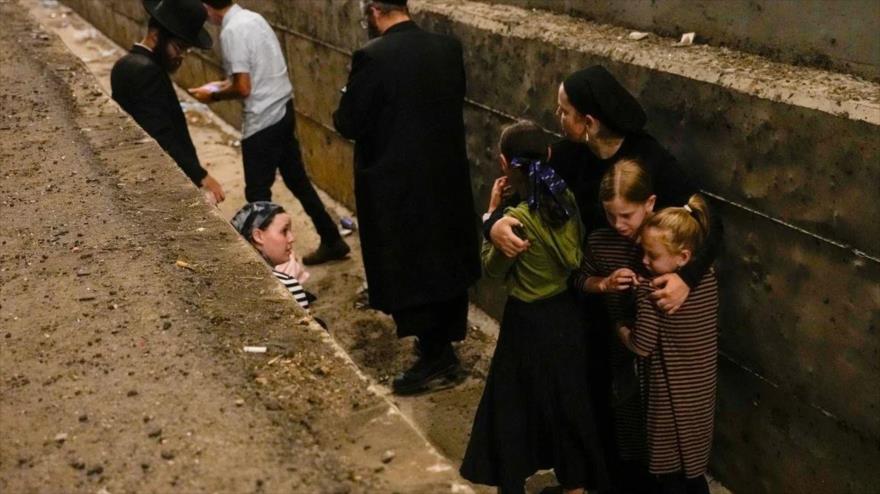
left=14, top=0, right=503, bottom=473
left=21, top=0, right=515, bottom=470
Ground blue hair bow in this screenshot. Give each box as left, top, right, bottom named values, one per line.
left=509, top=158, right=573, bottom=220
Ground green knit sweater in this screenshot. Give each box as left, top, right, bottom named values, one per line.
left=481, top=191, right=583, bottom=302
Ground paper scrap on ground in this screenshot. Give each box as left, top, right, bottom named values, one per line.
left=674, top=32, right=696, bottom=47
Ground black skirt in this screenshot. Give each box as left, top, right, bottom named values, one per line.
left=460, top=290, right=609, bottom=491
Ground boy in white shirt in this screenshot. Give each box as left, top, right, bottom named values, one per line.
left=190, top=0, right=349, bottom=265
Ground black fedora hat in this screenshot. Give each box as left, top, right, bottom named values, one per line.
left=143, top=0, right=213, bottom=50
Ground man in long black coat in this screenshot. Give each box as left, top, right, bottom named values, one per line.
left=333, top=0, right=480, bottom=395
left=111, top=0, right=224, bottom=204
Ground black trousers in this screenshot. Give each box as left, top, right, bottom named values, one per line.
left=391, top=292, right=469, bottom=356
left=241, top=100, right=340, bottom=244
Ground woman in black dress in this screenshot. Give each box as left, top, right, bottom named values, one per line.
left=483, top=66, right=723, bottom=493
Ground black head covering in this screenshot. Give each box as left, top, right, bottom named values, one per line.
left=143, top=0, right=213, bottom=50
left=378, top=0, right=407, bottom=5
left=562, top=65, right=646, bottom=134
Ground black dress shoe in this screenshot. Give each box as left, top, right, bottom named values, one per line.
left=302, top=239, right=350, bottom=265
left=392, top=346, right=461, bottom=395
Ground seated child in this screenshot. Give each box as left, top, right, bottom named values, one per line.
left=460, top=121, right=608, bottom=494
left=231, top=202, right=313, bottom=310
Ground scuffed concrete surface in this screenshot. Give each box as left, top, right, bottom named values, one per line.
left=482, top=0, right=880, bottom=82
left=418, top=0, right=879, bottom=125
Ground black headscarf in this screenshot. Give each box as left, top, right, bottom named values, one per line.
left=562, top=65, right=646, bottom=134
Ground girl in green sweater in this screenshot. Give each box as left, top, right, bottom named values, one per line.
left=461, top=121, right=608, bottom=494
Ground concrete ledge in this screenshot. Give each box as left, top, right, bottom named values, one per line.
left=483, top=0, right=880, bottom=82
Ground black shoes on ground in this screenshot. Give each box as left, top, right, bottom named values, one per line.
left=392, top=344, right=462, bottom=395
left=303, top=239, right=350, bottom=265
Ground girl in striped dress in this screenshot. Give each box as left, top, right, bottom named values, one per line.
left=574, top=158, right=656, bottom=493
left=622, top=195, right=719, bottom=494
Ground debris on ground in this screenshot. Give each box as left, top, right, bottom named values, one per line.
left=673, top=32, right=696, bottom=47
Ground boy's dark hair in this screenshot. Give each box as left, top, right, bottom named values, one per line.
left=203, top=0, right=233, bottom=9
left=499, top=120, right=550, bottom=161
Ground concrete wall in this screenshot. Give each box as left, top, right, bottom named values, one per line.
left=60, top=1, right=880, bottom=493
left=485, top=0, right=880, bottom=81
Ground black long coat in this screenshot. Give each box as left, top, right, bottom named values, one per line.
left=333, top=21, right=480, bottom=314
left=110, top=45, right=207, bottom=185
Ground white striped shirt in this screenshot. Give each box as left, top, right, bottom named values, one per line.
left=272, top=270, right=309, bottom=309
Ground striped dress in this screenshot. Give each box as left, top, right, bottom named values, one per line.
left=632, top=271, right=718, bottom=477
left=576, top=228, right=647, bottom=461
left=272, top=270, right=310, bottom=309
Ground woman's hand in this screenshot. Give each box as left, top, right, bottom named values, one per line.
left=489, top=215, right=530, bottom=258
left=600, top=268, right=638, bottom=293
left=649, top=273, right=690, bottom=314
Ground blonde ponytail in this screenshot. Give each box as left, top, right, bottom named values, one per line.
left=643, top=194, right=711, bottom=254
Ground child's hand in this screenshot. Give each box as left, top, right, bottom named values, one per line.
left=275, top=253, right=309, bottom=282
left=488, top=176, right=509, bottom=214
left=616, top=325, right=632, bottom=347
left=601, top=268, right=638, bottom=292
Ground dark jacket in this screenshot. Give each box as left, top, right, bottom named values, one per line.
left=333, top=21, right=480, bottom=313
left=110, top=45, right=206, bottom=184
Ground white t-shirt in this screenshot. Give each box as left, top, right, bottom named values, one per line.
left=220, top=4, right=293, bottom=139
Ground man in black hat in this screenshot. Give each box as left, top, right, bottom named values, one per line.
left=110, top=0, right=224, bottom=204
left=333, top=0, right=481, bottom=395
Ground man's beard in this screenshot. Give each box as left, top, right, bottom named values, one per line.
left=366, top=17, right=381, bottom=39
left=156, top=31, right=182, bottom=73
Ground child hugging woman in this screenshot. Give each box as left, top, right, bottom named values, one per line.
left=624, top=194, right=719, bottom=494
left=460, top=121, right=607, bottom=494
left=574, top=158, right=656, bottom=492
left=577, top=159, right=719, bottom=494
